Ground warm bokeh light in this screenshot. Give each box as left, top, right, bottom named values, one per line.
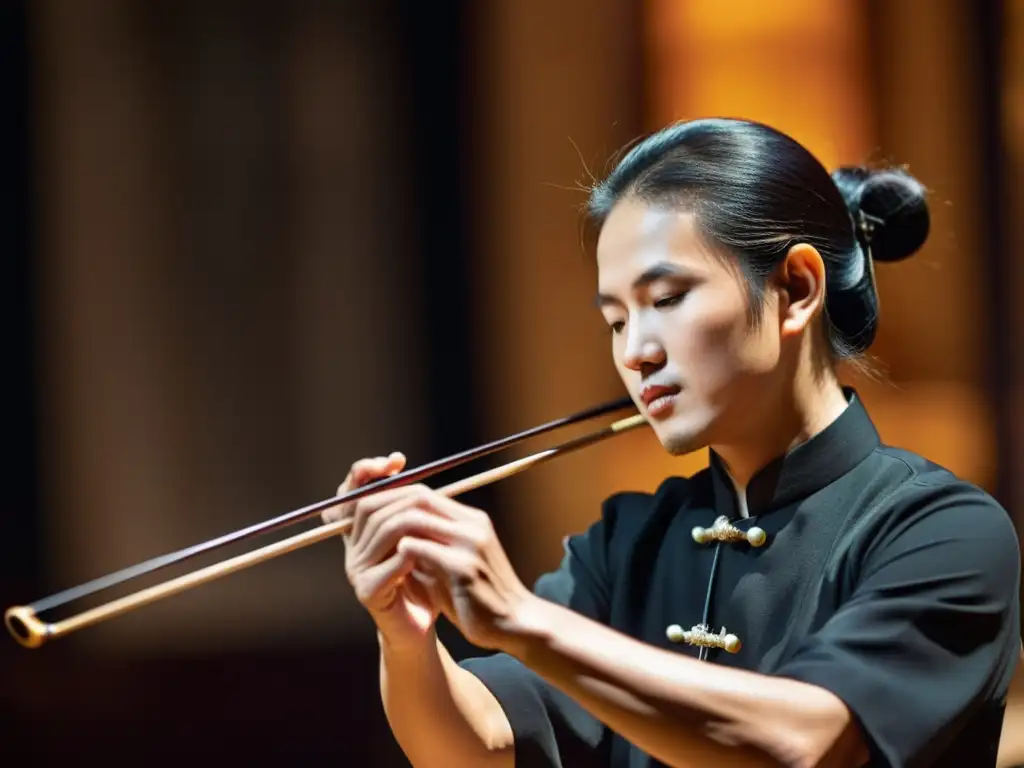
left=2, top=1, right=1019, bottom=764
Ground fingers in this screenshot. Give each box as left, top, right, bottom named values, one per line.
left=350, top=484, right=436, bottom=542
left=353, top=508, right=467, bottom=572
left=346, top=488, right=491, bottom=582
left=414, top=492, right=491, bottom=527
left=355, top=485, right=491, bottom=541
left=399, top=547, right=465, bottom=626
left=398, top=537, right=477, bottom=583
left=321, top=452, right=406, bottom=524
left=351, top=483, right=478, bottom=542
left=350, top=547, right=418, bottom=610
left=397, top=538, right=512, bottom=622
left=350, top=452, right=406, bottom=488
left=407, top=567, right=457, bottom=623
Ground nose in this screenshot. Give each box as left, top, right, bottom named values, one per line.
left=623, top=324, right=666, bottom=372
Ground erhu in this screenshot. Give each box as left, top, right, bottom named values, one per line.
left=5, top=396, right=647, bottom=649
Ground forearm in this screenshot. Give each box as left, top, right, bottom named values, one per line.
left=380, top=631, right=514, bottom=768
left=509, top=600, right=860, bottom=768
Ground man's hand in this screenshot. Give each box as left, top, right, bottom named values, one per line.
left=323, top=455, right=442, bottom=652
left=342, top=482, right=537, bottom=653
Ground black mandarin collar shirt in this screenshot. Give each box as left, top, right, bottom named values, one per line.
left=461, top=389, right=1021, bottom=768
left=709, top=389, right=881, bottom=519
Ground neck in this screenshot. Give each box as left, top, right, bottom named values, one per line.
left=711, top=371, right=849, bottom=493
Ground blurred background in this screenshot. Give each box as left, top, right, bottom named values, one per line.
left=1, top=0, right=1021, bottom=763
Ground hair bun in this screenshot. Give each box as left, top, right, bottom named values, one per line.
left=831, top=166, right=930, bottom=263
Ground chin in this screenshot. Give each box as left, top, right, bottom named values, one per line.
left=662, top=435, right=699, bottom=457
left=656, top=425, right=706, bottom=457
left=646, top=404, right=715, bottom=456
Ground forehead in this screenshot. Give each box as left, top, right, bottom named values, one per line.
left=595, top=199, right=718, bottom=289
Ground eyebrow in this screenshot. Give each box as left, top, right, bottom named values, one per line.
left=593, top=262, right=696, bottom=308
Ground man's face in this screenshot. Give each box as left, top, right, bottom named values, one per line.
left=595, top=198, right=785, bottom=455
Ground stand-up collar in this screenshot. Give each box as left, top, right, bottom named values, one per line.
left=710, top=388, right=881, bottom=518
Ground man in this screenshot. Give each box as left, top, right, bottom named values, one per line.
left=325, top=118, right=1020, bottom=767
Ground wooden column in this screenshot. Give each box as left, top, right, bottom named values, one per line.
left=33, top=0, right=427, bottom=653
left=643, top=0, right=994, bottom=489
left=863, top=0, right=995, bottom=488
left=467, top=0, right=647, bottom=580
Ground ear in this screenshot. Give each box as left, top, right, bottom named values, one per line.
left=776, top=243, right=827, bottom=339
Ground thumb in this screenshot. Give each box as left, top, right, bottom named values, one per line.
left=385, top=451, right=406, bottom=475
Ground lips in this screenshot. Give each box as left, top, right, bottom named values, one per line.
left=639, top=384, right=681, bottom=407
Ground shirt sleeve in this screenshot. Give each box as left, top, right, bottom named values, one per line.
left=457, top=499, right=621, bottom=768
left=774, top=479, right=1022, bottom=767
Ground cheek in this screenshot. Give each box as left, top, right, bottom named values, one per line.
left=677, top=293, right=743, bottom=360
left=675, top=290, right=776, bottom=383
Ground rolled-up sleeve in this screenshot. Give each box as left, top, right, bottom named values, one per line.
left=458, top=504, right=619, bottom=767
left=775, top=480, right=1022, bottom=767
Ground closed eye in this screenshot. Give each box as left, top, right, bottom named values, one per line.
left=606, top=293, right=685, bottom=334
left=654, top=293, right=685, bottom=309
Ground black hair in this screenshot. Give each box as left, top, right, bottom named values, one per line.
left=586, top=117, right=930, bottom=362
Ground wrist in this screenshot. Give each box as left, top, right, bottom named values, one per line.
left=377, top=624, right=438, bottom=661
left=497, top=593, right=564, bottom=661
